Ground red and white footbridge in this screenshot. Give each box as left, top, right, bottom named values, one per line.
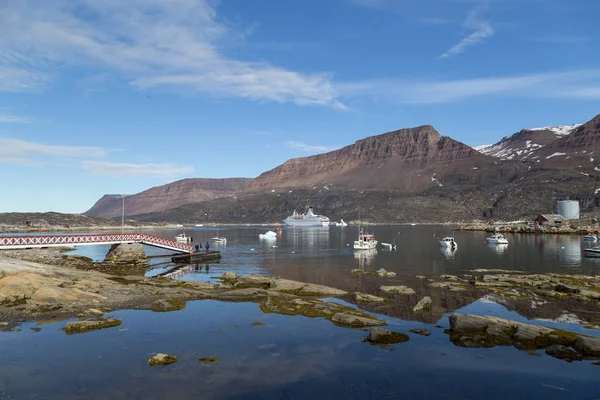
left=0, top=233, right=195, bottom=254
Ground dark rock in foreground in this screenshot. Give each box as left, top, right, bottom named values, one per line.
left=198, top=356, right=219, bottom=364
left=364, top=327, right=410, bottom=345
left=409, top=328, right=432, bottom=336
left=151, top=298, right=187, bottom=312
left=545, top=345, right=583, bottom=362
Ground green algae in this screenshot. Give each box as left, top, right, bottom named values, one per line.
left=150, top=298, right=186, bottom=312
left=198, top=356, right=219, bottom=364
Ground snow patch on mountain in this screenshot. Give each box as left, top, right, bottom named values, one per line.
left=529, top=124, right=581, bottom=137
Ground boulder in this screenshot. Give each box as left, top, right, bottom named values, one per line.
left=351, top=269, right=364, bottom=275
left=379, top=286, right=416, bottom=295
left=413, top=296, right=432, bottom=312
left=354, top=292, right=386, bottom=303
left=573, top=336, right=600, bottom=358
left=545, top=345, right=583, bottom=362
left=221, top=271, right=238, bottom=282
left=364, top=327, right=409, bottom=345
left=62, top=318, right=122, bottom=334
left=148, top=353, right=177, bottom=366
left=376, top=269, right=396, bottom=278
left=331, top=313, right=387, bottom=328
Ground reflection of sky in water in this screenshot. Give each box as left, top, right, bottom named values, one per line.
left=2, top=299, right=600, bottom=399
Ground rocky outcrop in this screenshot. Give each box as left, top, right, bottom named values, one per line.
left=331, top=312, right=387, bottom=328
left=62, top=318, right=122, bottom=334
left=148, top=353, right=177, bottom=366
left=85, top=178, right=252, bottom=219
left=412, top=296, right=432, bottom=312
left=447, top=314, right=600, bottom=362
left=379, top=286, right=416, bottom=295
left=100, top=243, right=149, bottom=275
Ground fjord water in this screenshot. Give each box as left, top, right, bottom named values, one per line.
left=3, top=225, right=600, bottom=399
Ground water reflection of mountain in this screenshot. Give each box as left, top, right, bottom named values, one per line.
left=486, top=243, right=508, bottom=255
left=354, top=249, right=377, bottom=270
left=283, top=227, right=330, bottom=254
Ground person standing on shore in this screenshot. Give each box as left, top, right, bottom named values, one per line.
left=205, top=241, right=210, bottom=252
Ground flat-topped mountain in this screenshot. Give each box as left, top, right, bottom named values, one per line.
left=85, top=178, right=252, bottom=219
left=248, top=125, right=497, bottom=193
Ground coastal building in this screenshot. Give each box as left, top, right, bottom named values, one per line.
left=557, top=200, right=580, bottom=220
left=535, top=214, right=568, bottom=226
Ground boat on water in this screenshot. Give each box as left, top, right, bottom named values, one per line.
left=583, top=234, right=598, bottom=241
left=584, top=247, right=600, bottom=257
left=259, top=231, right=277, bottom=239
left=335, top=219, right=347, bottom=227
left=175, top=233, right=190, bottom=244
left=381, top=242, right=396, bottom=250
left=284, top=207, right=330, bottom=227
left=439, top=237, right=457, bottom=248
left=195, top=224, right=204, bottom=227
left=354, top=230, right=378, bottom=250
left=486, top=233, right=509, bottom=244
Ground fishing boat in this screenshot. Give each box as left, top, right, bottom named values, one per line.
left=354, top=229, right=377, bottom=250
left=583, top=234, right=598, bottom=241
left=174, top=233, right=190, bottom=244
left=439, top=237, right=457, bottom=248
left=381, top=242, right=396, bottom=250
left=284, top=207, right=330, bottom=227
left=486, top=233, right=509, bottom=244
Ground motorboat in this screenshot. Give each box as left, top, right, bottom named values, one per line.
left=175, top=233, right=190, bottom=244
left=335, top=219, right=348, bottom=227
left=210, top=236, right=227, bottom=244
left=486, top=233, right=509, bottom=244
left=583, top=234, right=598, bottom=241
left=584, top=247, right=600, bottom=257
left=284, top=207, right=330, bottom=227
left=354, top=230, right=378, bottom=250
left=381, top=242, right=396, bottom=250
left=439, top=237, right=457, bottom=248
left=259, top=231, right=277, bottom=239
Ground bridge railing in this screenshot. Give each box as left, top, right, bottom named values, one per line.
left=0, top=233, right=194, bottom=254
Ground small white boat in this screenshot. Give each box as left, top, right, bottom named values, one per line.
left=354, top=230, right=377, bottom=250
left=439, top=237, right=457, bottom=248
left=381, top=242, right=396, bottom=250
left=486, top=233, right=509, bottom=244
left=195, top=224, right=204, bottom=227
left=259, top=231, right=277, bottom=239
left=584, top=247, right=600, bottom=257
left=583, top=234, right=598, bottom=241
left=175, top=233, right=190, bottom=244
left=211, top=236, right=227, bottom=244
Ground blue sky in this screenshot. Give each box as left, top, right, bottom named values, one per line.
left=1, top=0, right=599, bottom=213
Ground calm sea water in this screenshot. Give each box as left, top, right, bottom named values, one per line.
left=2, top=226, right=600, bottom=399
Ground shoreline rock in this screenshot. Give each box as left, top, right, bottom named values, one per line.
left=62, top=318, right=122, bottom=334
left=148, top=353, right=177, bottom=366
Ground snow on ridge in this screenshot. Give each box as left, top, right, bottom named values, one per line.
left=529, top=123, right=581, bottom=136
left=546, top=152, right=566, bottom=159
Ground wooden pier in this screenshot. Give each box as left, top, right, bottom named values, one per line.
left=171, top=251, right=222, bottom=264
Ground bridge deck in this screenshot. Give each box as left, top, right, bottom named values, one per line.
left=0, top=233, right=195, bottom=254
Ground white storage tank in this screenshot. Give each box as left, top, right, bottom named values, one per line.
left=557, top=200, right=580, bottom=220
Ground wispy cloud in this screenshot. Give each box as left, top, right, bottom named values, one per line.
left=0, top=0, right=345, bottom=109
left=439, top=11, right=493, bottom=58
left=0, top=115, right=33, bottom=123
left=338, top=69, right=600, bottom=104
left=285, top=141, right=334, bottom=153
left=82, top=161, right=194, bottom=178
left=0, top=137, right=106, bottom=166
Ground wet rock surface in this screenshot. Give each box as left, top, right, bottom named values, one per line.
left=198, top=356, right=219, bottom=364
left=148, top=353, right=177, bottom=366
left=363, top=327, right=409, bottom=345
left=62, top=318, right=122, bottom=334
left=409, top=328, right=431, bottom=336
left=379, top=286, right=416, bottom=295
left=151, top=298, right=186, bottom=312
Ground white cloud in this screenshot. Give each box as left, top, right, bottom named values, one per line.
left=338, top=69, right=600, bottom=104
left=285, top=141, right=334, bottom=153
left=0, top=0, right=344, bottom=109
left=0, top=115, right=33, bottom=123
left=439, top=11, right=493, bottom=58
left=82, top=161, right=195, bottom=178
left=0, top=137, right=106, bottom=166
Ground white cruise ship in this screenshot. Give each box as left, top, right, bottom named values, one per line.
left=284, top=207, right=330, bottom=227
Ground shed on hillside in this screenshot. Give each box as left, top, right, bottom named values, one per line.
left=535, top=214, right=568, bottom=226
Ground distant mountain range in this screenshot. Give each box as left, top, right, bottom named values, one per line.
left=86, top=114, right=600, bottom=223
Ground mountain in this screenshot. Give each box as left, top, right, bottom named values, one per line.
left=475, top=124, right=581, bottom=161
left=85, top=178, right=252, bottom=219
left=248, top=125, right=503, bottom=193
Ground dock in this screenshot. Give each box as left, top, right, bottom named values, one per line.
left=171, top=251, right=222, bottom=264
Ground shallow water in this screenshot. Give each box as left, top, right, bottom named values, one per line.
left=3, top=226, right=600, bottom=399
